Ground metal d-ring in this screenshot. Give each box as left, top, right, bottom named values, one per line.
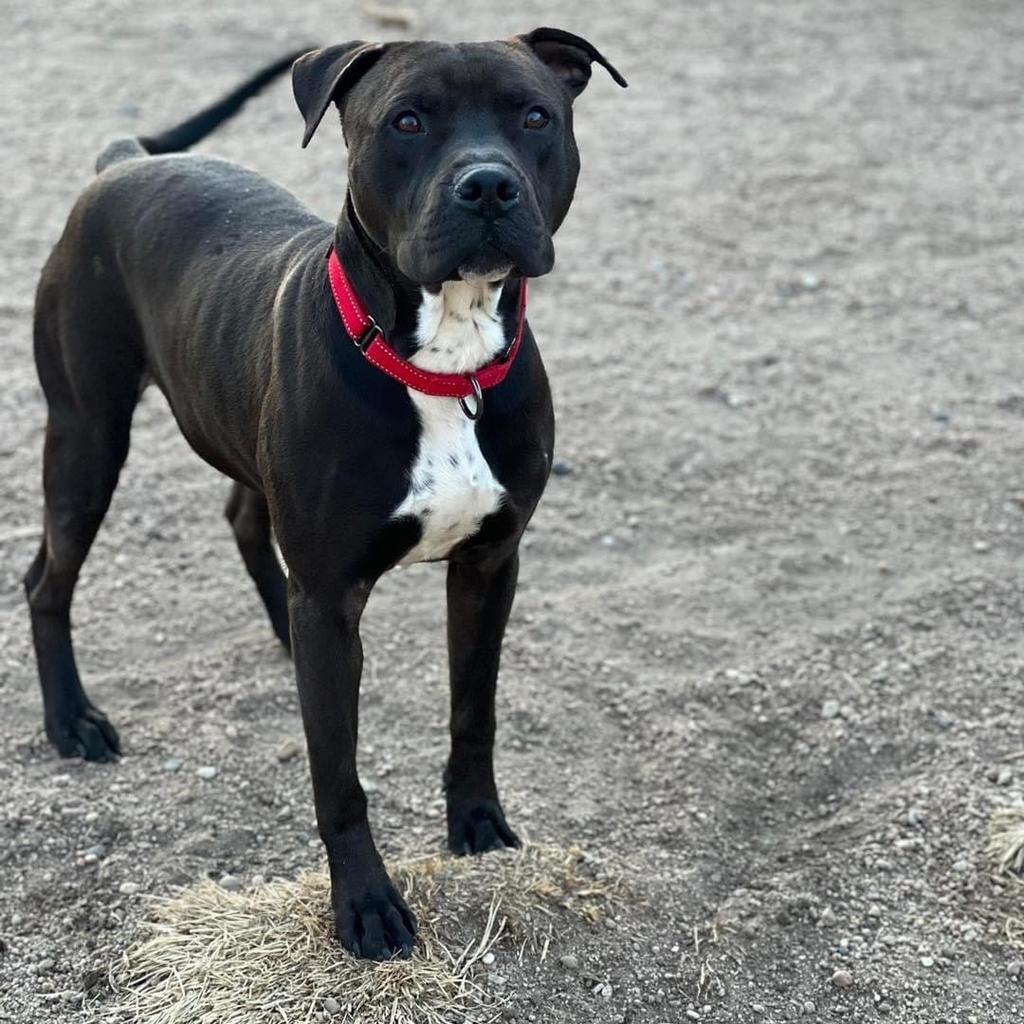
left=458, top=375, right=484, bottom=420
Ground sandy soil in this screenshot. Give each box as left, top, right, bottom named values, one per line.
left=2, top=1, right=1024, bottom=1021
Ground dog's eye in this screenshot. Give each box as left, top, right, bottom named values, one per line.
left=393, top=111, right=424, bottom=134
left=524, top=107, right=550, bottom=130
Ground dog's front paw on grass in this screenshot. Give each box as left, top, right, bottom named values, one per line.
left=334, top=876, right=418, bottom=960
left=447, top=799, right=521, bottom=855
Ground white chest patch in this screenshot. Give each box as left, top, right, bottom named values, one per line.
left=393, top=280, right=507, bottom=565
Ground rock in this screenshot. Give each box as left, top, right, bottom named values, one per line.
left=482, top=952, right=495, bottom=965
left=551, top=458, right=575, bottom=477
left=920, top=956, right=934, bottom=968
left=996, top=766, right=1013, bottom=787
left=830, top=969, right=853, bottom=989
left=162, top=758, right=182, bottom=773
left=274, top=738, right=302, bottom=762
left=820, top=699, right=841, bottom=719
left=803, top=1001, right=816, bottom=1015
left=819, top=907, right=838, bottom=927
left=118, top=882, right=141, bottom=896
left=82, top=844, right=106, bottom=864
left=1007, top=960, right=1023, bottom=978
left=559, top=954, right=580, bottom=971
left=195, top=766, right=218, bottom=780
left=323, top=996, right=341, bottom=1015
left=905, top=806, right=925, bottom=826
left=591, top=982, right=612, bottom=999
left=218, top=874, right=242, bottom=892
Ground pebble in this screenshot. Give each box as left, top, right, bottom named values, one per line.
left=482, top=952, right=495, bottom=965
left=996, top=766, right=1013, bottom=787
left=195, top=766, right=218, bottom=780
left=551, top=458, right=575, bottom=477
left=82, top=844, right=106, bottom=863
left=323, top=996, right=341, bottom=1015
left=559, top=954, right=580, bottom=970
left=920, top=956, right=934, bottom=968
left=803, top=1001, right=816, bottom=1015
left=592, top=982, right=612, bottom=1000
left=162, top=758, right=182, bottom=773
left=1008, top=960, right=1023, bottom=978
left=686, top=1012, right=701, bottom=1021
left=819, top=907, right=838, bottom=927
left=821, top=699, right=841, bottom=720
left=118, top=882, right=141, bottom=896
left=218, top=874, right=242, bottom=892
left=830, top=969, right=853, bottom=989
left=274, top=738, right=302, bottom=762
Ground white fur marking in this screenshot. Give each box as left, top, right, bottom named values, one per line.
left=394, top=281, right=507, bottom=565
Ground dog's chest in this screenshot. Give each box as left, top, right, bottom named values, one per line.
left=393, top=282, right=507, bottom=566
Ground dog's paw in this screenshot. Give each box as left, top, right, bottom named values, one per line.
left=46, top=706, right=120, bottom=763
left=334, top=876, right=418, bottom=960
left=447, top=798, right=521, bottom=856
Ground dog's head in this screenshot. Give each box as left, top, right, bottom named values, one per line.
left=292, top=29, right=626, bottom=285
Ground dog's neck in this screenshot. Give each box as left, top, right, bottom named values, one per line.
left=333, top=196, right=520, bottom=368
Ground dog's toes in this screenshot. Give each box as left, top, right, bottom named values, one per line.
left=334, top=878, right=417, bottom=961
left=47, top=706, right=121, bottom=763
left=447, top=799, right=521, bottom=856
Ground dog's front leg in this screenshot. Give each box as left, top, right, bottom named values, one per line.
left=444, top=549, right=522, bottom=855
left=288, top=582, right=417, bottom=959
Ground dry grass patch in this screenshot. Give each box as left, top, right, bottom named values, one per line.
left=986, top=805, right=1024, bottom=951
left=88, top=843, right=621, bottom=1024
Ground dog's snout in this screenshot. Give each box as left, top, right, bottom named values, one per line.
left=453, top=165, right=521, bottom=219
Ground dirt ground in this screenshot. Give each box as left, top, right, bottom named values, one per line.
left=2, top=0, right=1024, bottom=1021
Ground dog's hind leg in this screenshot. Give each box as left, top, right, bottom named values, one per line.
left=225, top=482, right=290, bottom=652
left=24, top=270, right=143, bottom=762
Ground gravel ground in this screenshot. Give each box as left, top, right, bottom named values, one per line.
left=2, top=1, right=1024, bottom=1022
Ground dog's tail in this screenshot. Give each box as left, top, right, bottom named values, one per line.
left=96, top=49, right=309, bottom=173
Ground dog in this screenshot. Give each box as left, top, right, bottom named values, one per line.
left=24, top=30, right=625, bottom=959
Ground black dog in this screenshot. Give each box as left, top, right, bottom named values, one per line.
left=25, top=30, right=625, bottom=959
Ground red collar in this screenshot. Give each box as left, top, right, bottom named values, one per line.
left=327, top=248, right=528, bottom=419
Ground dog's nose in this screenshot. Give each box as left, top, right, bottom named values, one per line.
left=453, top=165, right=521, bottom=219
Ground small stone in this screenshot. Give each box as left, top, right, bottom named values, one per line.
left=973, top=540, right=990, bottom=553
left=920, top=956, right=934, bottom=968
left=830, top=969, right=853, bottom=989
left=751, top=1004, right=765, bottom=1014
left=867, top=904, right=883, bottom=919
left=819, top=907, right=838, bottom=927
left=83, top=844, right=107, bottom=860
left=802, top=1002, right=816, bottom=1016
left=996, top=766, right=1013, bottom=786
left=274, top=738, right=302, bottom=763
left=1007, top=960, right=1023, bottom=978
left=162, top=758, right=182, bottom=773
left=551, top=458, right=575, bottom=477
left=195, top=766, right=218, bottom=780
left=592, top=982, right=612, bottom=1000
left=218, top=874, right=242, bottom=892
left=323, top=996, right=341, bottom=1015
left=118, top=882, right=141, bottom=896
left=800, top=272, right=823, bottom=291
left=482, top=952, right=495, bottom=965
left=686, top=1012, right=701, bottom=1021
left=821, top=699, right=841, bottom=720
left=559, top=954, right=580, bottom=970
left=905, top=806, right=925, bottom=826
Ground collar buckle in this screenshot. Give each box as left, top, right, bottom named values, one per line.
left=356, top=320, right=383, bottom=353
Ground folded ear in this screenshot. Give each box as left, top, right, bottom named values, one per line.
left=292, top=42, right=388, bottom=147
left=517, top=27, right=627, bottom=99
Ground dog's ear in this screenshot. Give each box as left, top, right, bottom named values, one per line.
left=517, top=27, right=627, bottom=99
left=292, top=43, right=388, bottom=147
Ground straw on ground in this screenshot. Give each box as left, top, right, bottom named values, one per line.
left=88, top=842, right=620, bottom=1024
